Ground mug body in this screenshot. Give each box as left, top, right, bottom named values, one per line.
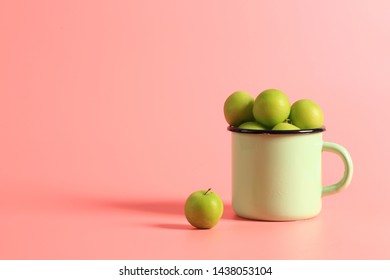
left=230, top=128, right=324, bottom=221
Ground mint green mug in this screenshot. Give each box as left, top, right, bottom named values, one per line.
left=228, top=127, right=353, bottom=221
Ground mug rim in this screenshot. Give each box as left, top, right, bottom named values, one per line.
left=227, top=125, right=325, bottom=134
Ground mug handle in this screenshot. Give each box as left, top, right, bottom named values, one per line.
left=322, top=142, right=354, bottom=197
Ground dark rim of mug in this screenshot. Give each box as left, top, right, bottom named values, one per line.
left=227, top=126, right=325, bottom=134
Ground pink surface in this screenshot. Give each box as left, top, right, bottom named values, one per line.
left=1, top=0, right=390, bottom=259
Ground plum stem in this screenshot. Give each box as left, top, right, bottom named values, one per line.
left=204, top=188, right=212, bottom=195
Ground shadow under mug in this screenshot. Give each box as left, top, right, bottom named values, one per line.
left=228, top=126, right=353, bottom=221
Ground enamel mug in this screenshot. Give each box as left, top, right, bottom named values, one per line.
left=228, top=127, right=353, bottom=221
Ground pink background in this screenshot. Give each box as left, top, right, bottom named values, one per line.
left=1, top=0, right=390, bottom=259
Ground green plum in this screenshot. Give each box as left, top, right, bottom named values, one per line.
left=184, top=188, right=224, bottom=229
left=272, top=122, right=300, bottom=130
left=238, top=121, right=267, bottom=130
left=252, top=89, right=291, bottom=127
left=223, top=91, right=255, bottom=127
left=290, top=99, right=324, bottom=129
